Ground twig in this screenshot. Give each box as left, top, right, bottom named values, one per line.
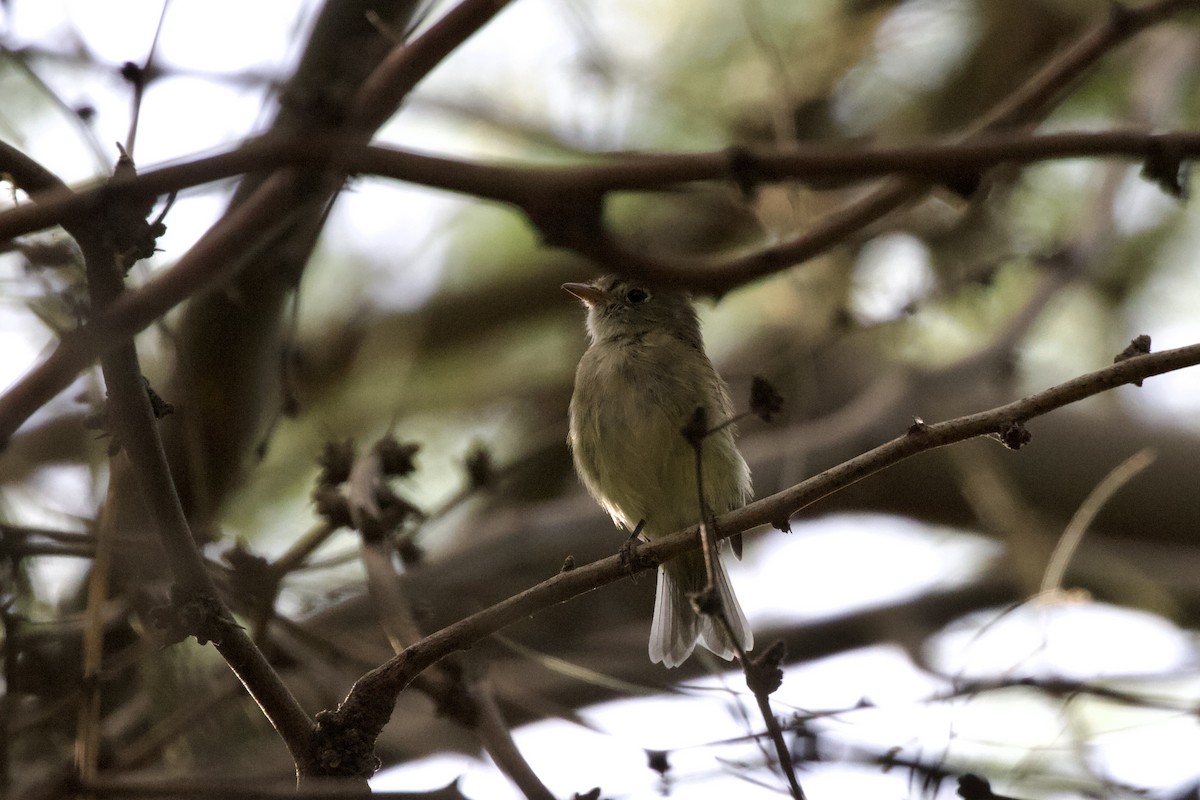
left=1039, top=447, right=1158, bottom=596
left=348, top=0, right=519, bottom=132
left=685, top=406, right=804, bottom=798
left=122, top=0, right=170, bottom=157
left=74, top=501, right=116, bottom=780
left=742, top=646, right=805, bottom=800
left=0, top=524, right=106, bottom=559
left=474, top=681, right=557, bottom=800
left=269, top=520, right=341, bottom=578
left=682, top=408, right=720, bottom=593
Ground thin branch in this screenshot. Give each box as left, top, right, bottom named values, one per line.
left=473, top=682, right=557, bottom=800
left=745, top=666, right=804, bottom=800
left=74, top=502, right=116, bottom=780
left=269, top=520, right=341, bottom=578
left=123, top=0, right=171, bottom=157
left=92, top=266, right=320, bottom=775
left=348, top=0, right=519, bottom=132
left=685, top=412, right=803, bottom=797
left=315, top=340, right=1200, bottom=766
left=1039, top=447, right=1158, bottom=596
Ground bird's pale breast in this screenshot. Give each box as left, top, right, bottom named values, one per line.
left=569, top=331, right=749, bottom=538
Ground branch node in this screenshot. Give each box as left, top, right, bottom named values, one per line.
left=222, top=541, right=277, bottom=613
left=906, top=416, right=931, bottom=436
left=646, top=749, right=671, bottom=777
left=1141, top=136, right=1190, bottom=199
left=957, top=773, right=1001, bottom=800
left=745, top=639, right=787, bottom=696
left=312, top=484, right=353, bottom=529
left=725, top=144, right=762, bottom=201
left=750, top=375, right=784, bottom=422
left=102, top=146, right=168, bottom=268
left=311, top=709, right=382, bottom=780
left=149, top=584, right=239, bottom=647
left=1114, top=334, right=1153, bottom=386
left=374, top=435, right=420, bottom=478
left=316, top=439, right=356, bottom=487
left=82, top=376, right=173, bottom=455
left=143, top=376, right=174, bottom=419
left=119, top=61, right=146, bottom=89
left=993, top=420, right=1033, bottom=450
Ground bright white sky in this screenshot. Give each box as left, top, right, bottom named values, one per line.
left=3, top=2, right=1200, bottom=798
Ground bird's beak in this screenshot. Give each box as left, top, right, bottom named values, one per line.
left=562, top=282, right=605, bottom=305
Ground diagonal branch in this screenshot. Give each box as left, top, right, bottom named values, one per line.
left=315, top=339, right=1200, bottom=767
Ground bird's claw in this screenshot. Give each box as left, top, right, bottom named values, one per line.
left=618, top=536, right=641, bottom=571
left=619, top=519, right=655, bottom=572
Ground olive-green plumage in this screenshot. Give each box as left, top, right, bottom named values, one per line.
left=565, top=276, right=752, bottom=667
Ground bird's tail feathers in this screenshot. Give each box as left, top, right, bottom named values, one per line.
left=649, top=550, right=752, bottom=668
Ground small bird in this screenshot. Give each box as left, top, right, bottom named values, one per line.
left=564, top=275, right=753, bottom=667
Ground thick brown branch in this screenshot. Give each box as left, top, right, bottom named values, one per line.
left=4, top=129, right=1200, bottom=247
left=3, top=124, right=1200, bottom=449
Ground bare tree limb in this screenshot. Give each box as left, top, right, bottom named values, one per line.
left=4, top=127, right=1200, bottom=246
left=3, top=124, right=1200, bottom=447
left=315, top=339, right=1200, bottom=769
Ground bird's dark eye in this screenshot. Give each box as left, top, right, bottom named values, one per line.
left=625, top=287, right=650, bottom=305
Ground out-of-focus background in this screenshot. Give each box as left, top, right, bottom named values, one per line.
left=4, top=1, right=1200, bottom=798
